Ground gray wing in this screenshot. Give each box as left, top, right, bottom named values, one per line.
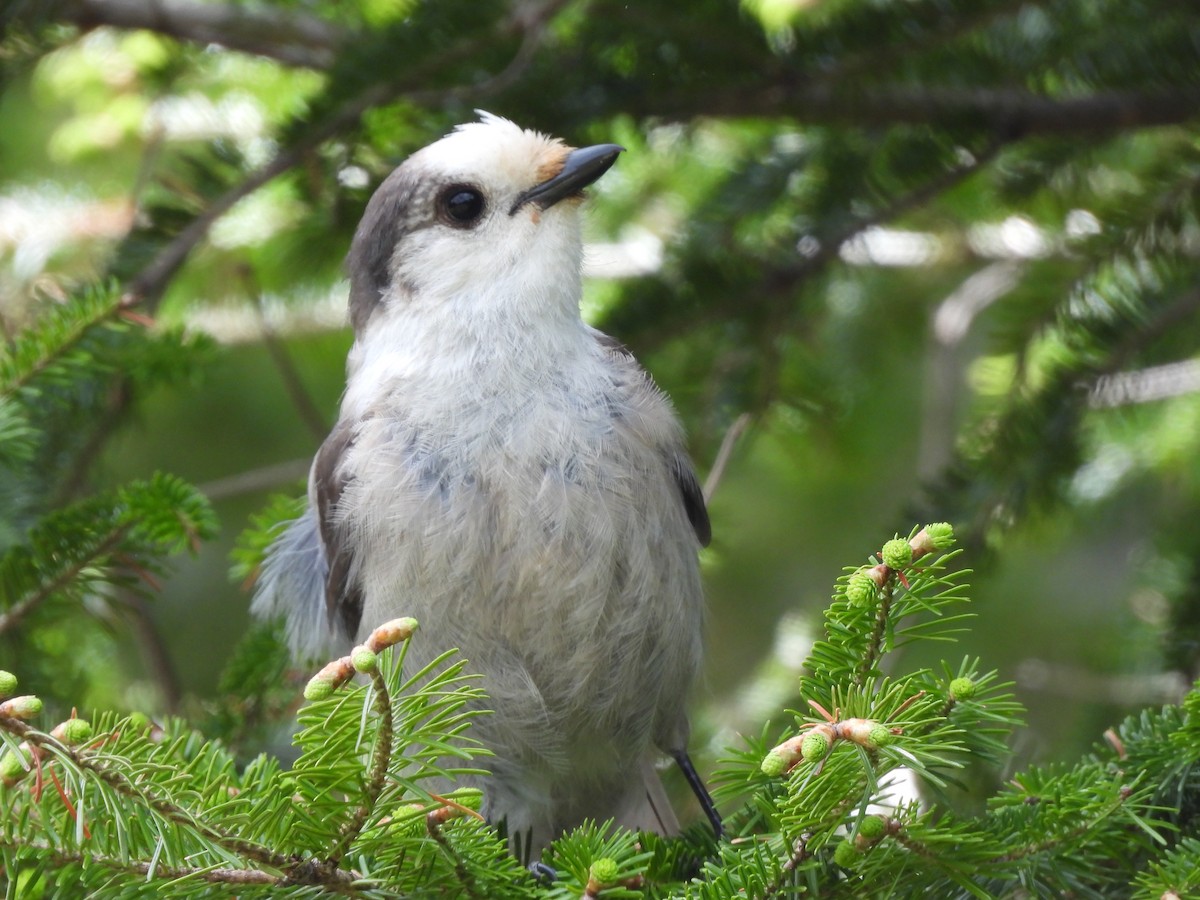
left=251, top=421, right=360, bottom=661
left=311, top=420, right=364, bottom=641
left=593, top=330, right=711, bottom=547
left=670, top=452, right=711, bottom=547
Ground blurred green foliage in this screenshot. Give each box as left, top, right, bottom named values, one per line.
left=1, top=0, right=1199, bottom=871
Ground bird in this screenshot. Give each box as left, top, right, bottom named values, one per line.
left=253, top=112, right=718, bottom=860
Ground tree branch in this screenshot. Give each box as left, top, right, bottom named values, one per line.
left=120, top=0, right=568, bottom=311
left=0, top=527, right=128, bottom=637
left=54, top=0, right=346, bottom=68
left=644, top=85, right=1200, bottom=136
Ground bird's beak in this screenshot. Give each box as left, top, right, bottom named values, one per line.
left=509, top=143, right=624, bottom=215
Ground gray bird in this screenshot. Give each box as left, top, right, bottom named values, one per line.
left=253, top=113, right=718, bottom=859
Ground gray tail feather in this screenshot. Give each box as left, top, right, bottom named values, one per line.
left=613, top=757, right=681, bottom=836
left=251, top=508, right=348, bottom=663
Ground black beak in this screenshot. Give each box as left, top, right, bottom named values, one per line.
left=509, top=143, right=624, bottom=215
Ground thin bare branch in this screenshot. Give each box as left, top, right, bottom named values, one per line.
left=703, top=413, right=752, bottom=504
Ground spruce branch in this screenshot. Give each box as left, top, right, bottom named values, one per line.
left=857, top=578, right=896, bottom=689
left=0, top=837, right=278, bottom=886
left=761, top=835, right=811, bottom=898
left=0, top=286, right=136, bottom=400
left=0, top=525, right=127, bottom=636
left=325, top=665, right=394, bottom=868
left=0, top=717, right=299, bottom=874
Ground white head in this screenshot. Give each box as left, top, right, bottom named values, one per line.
left=345, top=112, right=623, bottom=335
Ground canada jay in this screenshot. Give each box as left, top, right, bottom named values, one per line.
left=253, top=113, right=718, bottom=858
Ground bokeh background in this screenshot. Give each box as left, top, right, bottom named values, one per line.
left=2, top=0, right=1199, bottom=787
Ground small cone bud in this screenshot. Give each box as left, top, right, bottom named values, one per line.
left=0, top=695, right=42, bottom=720
left=839, top=718, right=897, bottom=749
left=925, top=522, right=955, bottom=549
left=880, top=538, right=913, bottom=570
left=51, top=718, right=93, bottom=745
left=833, top=839, right=860, bottom=868
left=351, top=645, right=378, bottom=674
left=857, top=814, right=887, bottom=840
left=304, top=673, right=336, bottom=702
left=366, top=617, right=418, bottom=653
left=0, top=671, right=16, bottom=700
left=589, top=858, right=620, bottom=886
left=800, top=728, right=832, bottom=762
left=846, top=571, right=878, bottom=607
left=867, top=723, right=895, bottom=747
left=0, top=747, right=30, bottom=786
left=304, top=658, right=355, bottom=701
left=949, top=676, right=977, bottom=700
left=760, top=748, right=791, bottom=777
left=446, top=788, right=483, bottom=812
left=911, top=522, right=955, bottom=557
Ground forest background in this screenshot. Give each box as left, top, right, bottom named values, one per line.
left=2, top=0, right=1200, bottom=882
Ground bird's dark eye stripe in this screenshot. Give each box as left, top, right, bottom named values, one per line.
left=439, top=185, right=486, bottom=226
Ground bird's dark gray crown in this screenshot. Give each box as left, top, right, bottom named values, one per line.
left=345, top=163, right=442, bottom=333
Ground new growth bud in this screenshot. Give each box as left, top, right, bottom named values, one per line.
left=51, top=718, right=93, bottom=745
left=857, top=814, right=887, bottom=840
left=365, top=617, right=418, bottom=653
left=833, top=839, right=860, bottom=869
left=880, top=538, right=913, bottom=570
left=801, top=728, right=833, bottom=762
left=0, top=746, right=30, bottom=786
left=910, top=522, right=955, bottom=558
left=304, top=658, right=355, bottom=701
left=0, top=695, right=42, bottom=720
left=846, top=571, right=878, bottom=607
left=949, top=676, right=977, bottom=700
left=0, top=671, right=16, bottom=700
left=351, top=645, right=378, bottom=674
left=589, top=857, right=620, bottom=885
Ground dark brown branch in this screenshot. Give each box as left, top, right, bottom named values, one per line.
left=639, top=85, right=1200, bottom=137
left=54, top=0, right=347, bottom=68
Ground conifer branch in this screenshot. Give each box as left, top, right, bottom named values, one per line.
left=427, top=813, right=487, bottom=900
left=326, top=667, right=394, bottom=867
left=1, top=716, right=377, bottom=892
left=856, top=580, right=895, bottom=689
left=0, top=837, right=278, bottom=886
left=762, top=836, right=811, bottom=897
left=0, top=718, right=300, bottom=874
left=0, top=290, right=129, bottom=400
left=0, top=527, right=128, bottom=636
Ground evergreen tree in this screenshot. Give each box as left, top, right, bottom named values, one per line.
left=2, top=0, right=1199, bottom=894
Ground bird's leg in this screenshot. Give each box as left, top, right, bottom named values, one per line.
left=671, top=750, right=723, bottom=839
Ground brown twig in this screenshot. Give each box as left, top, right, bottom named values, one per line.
left=326, top=666, right=395, bottom=868
left=702, top=412, right=751, bottom=504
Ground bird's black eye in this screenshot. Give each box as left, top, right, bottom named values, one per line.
left=439, top=185, right=486, bottom=227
